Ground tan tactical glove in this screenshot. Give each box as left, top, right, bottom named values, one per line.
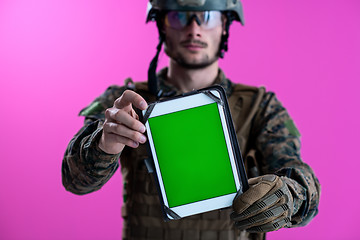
left=231, top=174, right=294, bottom=232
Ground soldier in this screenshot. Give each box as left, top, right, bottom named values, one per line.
left=62, top=0, right=320, bottom=239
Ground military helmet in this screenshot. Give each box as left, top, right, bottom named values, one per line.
left=146, top=0, right=244, bottom=25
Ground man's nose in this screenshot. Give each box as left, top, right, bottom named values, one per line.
left=185, top=17, right=202, bottom=38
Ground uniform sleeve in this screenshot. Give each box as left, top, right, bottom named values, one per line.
left=254, top=92, right=321, bottom=227
left=61, top=85, right=126, bottom=195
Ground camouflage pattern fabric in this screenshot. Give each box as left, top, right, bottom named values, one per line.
left=62, top=67, right=320, bottom=240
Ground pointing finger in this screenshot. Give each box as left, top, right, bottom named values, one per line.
left=114, top=90, right=148, bottom=110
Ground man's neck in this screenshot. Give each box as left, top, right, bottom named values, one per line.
left=166, top=60, right=219, bottom=93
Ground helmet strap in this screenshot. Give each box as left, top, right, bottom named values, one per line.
left=219, top=12, right=234, bottom=58
left=148, top=16, right=166, bottom=99
left=148, top=37, right=163, bottom=99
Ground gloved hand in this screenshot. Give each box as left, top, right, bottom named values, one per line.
left=231, top=174, right=294, bottom=232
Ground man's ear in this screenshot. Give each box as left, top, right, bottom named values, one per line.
left=157, top=16, right=166, bottom=32
left=155, top=17, right=167, bottom=42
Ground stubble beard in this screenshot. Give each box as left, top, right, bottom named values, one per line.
left=164, top=40, right=220, bottom=70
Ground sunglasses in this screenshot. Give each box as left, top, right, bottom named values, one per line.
left=164, top=11, right=223, bottom=30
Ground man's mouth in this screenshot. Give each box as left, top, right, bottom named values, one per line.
left=181, top=40, right=207, bottom=51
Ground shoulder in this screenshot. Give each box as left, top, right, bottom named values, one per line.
left=78, top=84, right=125, bottom=117
left=79, top=80, right=152, bottom=118
left=101, top=84, right=127, bottom=104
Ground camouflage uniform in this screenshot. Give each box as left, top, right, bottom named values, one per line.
left=62, top=68, right=320, bottom=240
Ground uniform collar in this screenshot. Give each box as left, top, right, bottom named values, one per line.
left=156, top=67, right=233, bottom=97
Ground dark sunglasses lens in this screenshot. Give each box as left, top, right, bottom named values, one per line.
left=165, top=11, right=222, bottom=30
left=165, top=11, right=187, bottom=29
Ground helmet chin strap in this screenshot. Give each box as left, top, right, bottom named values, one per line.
left=219, top=12, right=233, bottom=58
left=148, top=17, right=169, bottom=99
left=148, top=37, right=164, bottom=99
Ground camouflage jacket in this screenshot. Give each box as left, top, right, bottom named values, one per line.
left=62, top=68, right=320, bottom=240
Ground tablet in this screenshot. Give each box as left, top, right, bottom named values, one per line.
left=142, top=86, right=248, bottom=220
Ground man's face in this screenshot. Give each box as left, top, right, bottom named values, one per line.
left=162, top=11, right=225, bottom=69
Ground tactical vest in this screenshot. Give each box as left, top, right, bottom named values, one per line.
left=120, top=82, right=266, bottom=240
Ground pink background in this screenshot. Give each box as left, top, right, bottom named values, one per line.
left=0, top=0, right=359, bottom=239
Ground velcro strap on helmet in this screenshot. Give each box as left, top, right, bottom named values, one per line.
left=177, top=0, right=206, bottom=6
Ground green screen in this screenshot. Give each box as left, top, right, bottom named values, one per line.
left=148, top=102, right=237, bottom=208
